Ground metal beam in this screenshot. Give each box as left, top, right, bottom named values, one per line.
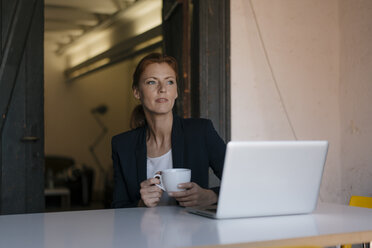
left=45, top=18, right=98, bottom=27
left=54, top=0, right=148, bottom=55
left=44, top=22, right=90, bottom=32
left=65, top=25, right=162, bottom=80
left=55, top=10, right=122, bottom=55
left=45, top=4, right=112, bottom=16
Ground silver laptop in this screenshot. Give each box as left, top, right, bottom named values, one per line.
left=186, top=141, right=328, bottom=219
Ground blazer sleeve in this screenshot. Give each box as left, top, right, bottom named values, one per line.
left=111, top=139, right=138, bottom=208
left=205, top=120, right=226, bottom=195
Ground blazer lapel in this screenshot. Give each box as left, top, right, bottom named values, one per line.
left=171, top=115, right=184, bottom=168
left=135, top=126, right=147, bottom=190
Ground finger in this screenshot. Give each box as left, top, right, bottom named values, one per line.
left=151, top=178, right=161, bottom=185
left=168, top=189, right=193, bottom=198
left=146, top=185, right=163, bottom=193
left=179, top=200, right=197, bottom=207
left=141, top=178, right=160, bottom=188
left=145, top=178, right=160, bottom=185
left=146, top=195, right=161, bottom=202
left=141, top=190, right=162, bottom=199
left=145, top=197, right=160, bottom=207
left=169, top=184, right=197, bottom=197
left=140, top=188, right=161, bottom=198
left=140, top=179, right=152, bottom=188
left=174, top=194, right=196, bottom=202
left=140, top=188, right=163, bottom=200
left=177, top=182, right=193, bottom=189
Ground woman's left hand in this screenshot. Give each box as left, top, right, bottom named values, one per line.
left=168, top=182, right=217, bottom=207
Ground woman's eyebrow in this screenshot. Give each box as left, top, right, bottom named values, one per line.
left=164, top=76, right=175, bottom=79
left=144, top=76, right=175, bottom=80
left=144, top=76, right=158, bottom=80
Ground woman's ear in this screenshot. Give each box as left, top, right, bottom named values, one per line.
left=133, top=87, right=140, bottom=100
left=175, top=85, right=179, bottom=100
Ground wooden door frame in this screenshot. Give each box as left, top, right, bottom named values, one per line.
left=192, top=0, right=230, bottom=142
left=163, top=0, right=231, bottom=142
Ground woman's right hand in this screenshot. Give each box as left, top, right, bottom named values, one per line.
left=139, top=178, right=163, bottom=207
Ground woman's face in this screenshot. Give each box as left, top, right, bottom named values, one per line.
left=134, top=62, right=178, bottom=116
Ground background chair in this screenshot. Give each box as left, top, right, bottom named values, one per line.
left=45, top=156, right=74, bottom=189
left=44, top=156, right=95, bottom=210
left=44, top=156, right=75, bottom=209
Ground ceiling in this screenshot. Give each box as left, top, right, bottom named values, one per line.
left=44, top=0, right=139, bottom=53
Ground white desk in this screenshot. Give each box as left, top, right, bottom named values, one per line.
left=0, top=203, right=371, bottom=248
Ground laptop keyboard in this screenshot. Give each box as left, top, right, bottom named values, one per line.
left=206, top=208, right=217, bottom=213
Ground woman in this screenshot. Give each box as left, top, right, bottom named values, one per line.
left=111, top=53, right=226, bottom=208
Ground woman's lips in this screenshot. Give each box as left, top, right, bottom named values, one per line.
left=155, top=98, right=168, bottom=103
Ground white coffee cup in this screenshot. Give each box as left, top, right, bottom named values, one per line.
left=153, top=168, right=191, bottom=192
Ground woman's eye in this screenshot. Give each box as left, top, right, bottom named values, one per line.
left=147, top=80, right=156, bottom=85
left=167, top=80, right=174, bottom=85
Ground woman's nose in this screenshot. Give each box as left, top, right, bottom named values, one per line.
left=158, top=83, right=166, bottom=93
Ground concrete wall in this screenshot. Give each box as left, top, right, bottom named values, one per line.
left=231, top=0, right=372, bottom=204
left=339, top=0, right=372, bottom=201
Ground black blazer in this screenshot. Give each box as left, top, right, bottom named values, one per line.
left=111, top=116, right=226, bottom=208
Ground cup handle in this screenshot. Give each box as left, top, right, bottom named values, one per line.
left=153, top=174, right=165, bottom=191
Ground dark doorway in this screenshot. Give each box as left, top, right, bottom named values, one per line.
left=0, top=0, right=230, bottom=214
left=0, top=0, right=45, bottom=215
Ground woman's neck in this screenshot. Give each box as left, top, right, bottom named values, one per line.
left=144, top=111, right=173, bottom=152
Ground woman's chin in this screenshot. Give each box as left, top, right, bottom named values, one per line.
left=145, top=105, right=174, bottom=115
left=146, top=108, right=173, bottom=116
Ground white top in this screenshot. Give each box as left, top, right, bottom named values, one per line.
left=147, top=149, right=176, bottom=205
left=0, top=203, right=372, bottom=248
left=147, top=149, right=173, bottom=177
